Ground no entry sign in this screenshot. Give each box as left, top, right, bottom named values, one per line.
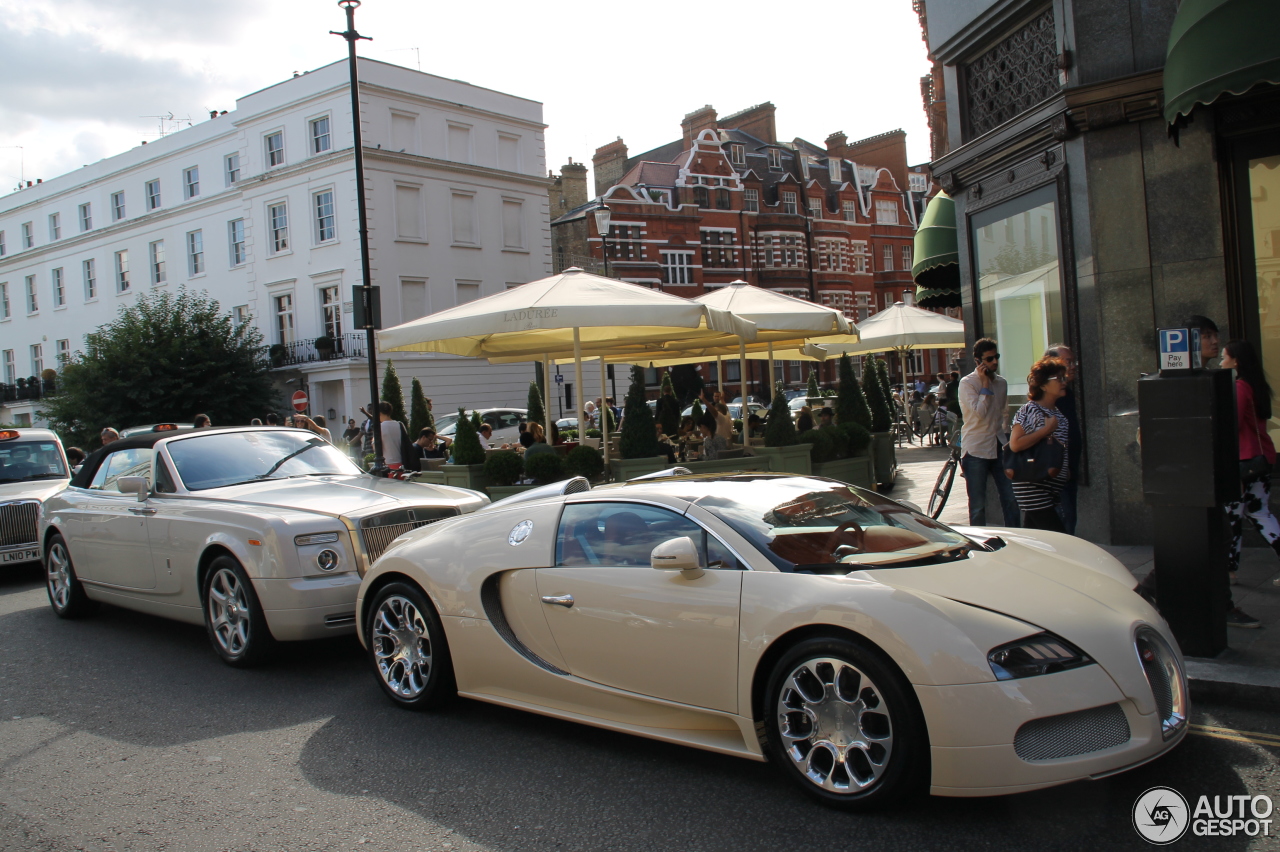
left=291, top=390, right=309, bottom=412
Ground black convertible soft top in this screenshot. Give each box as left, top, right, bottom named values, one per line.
left=71, top=426, right=290, bottom=488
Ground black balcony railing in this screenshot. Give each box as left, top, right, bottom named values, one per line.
left=271, top=333, right=368, bottom=368
left=1, top=377, right=56, bottom=402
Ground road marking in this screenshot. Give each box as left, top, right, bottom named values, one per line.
left=1190, top=723, right=1280, bottom=748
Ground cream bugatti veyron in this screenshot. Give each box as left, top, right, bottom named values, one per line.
left=355, top=471, right=1187, bottom=809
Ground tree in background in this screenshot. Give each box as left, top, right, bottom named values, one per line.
left=835, top=354, right=873, bottom=430
left=451, top=407, right=486, bottom=465
left=807, top=368, right=820, bottom=398
left=381, top=361, right=407, bottom=424
left=471, top=410, right=483, bottom=433
left=764, top=382, right=798, bottom=447
left=409, top=378, right=433, bottom=437
left=619, top=365, right=661, bottom=459
left=657, top=372, right=681, bottom=436
left=670, top=364, right=704, bottom=405
left=865, top=358, right=893, bottom=432
left=526, top=381, right=545, bottom=432
left=40, top=288, right=277, bottom=447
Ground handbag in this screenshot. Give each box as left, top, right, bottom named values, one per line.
left=1003, top=404, right=1065, bottom=483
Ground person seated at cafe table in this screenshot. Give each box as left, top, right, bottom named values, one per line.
left=677, top=415, right=697, bottom=440
left=796, top=410, right=815, bottom=434
left=655, top=423, right=677, bottom=464
left=746, top=413, right=764, bottom=439
left=414, top=428, right=451, bottom=460
left=698, top=413, right=727, bottom=461
left=520, top=430, right=556, bottom=459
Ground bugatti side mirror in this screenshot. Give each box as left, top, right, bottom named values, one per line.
left=651, top=536, right=703, bottom=579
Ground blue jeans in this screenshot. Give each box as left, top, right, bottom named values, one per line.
left=961, top=453, right=1021, bottom=527
left=1056, top=476, right=1078, bottom=535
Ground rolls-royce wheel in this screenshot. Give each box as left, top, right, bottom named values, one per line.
left=366, top=582, right=455, bottom=710
left=202, top=556, right=274, bottom=667
left=45, top=534, right=98, bottom=619
left=761, top=636, right=928, bottom=810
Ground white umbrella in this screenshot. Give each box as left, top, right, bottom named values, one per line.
left=377, top=268, right=757, bottom=465
left=816, top=302, right=966, bottom=399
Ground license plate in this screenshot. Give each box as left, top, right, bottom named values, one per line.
left=1, top=548, right=40, bottom=564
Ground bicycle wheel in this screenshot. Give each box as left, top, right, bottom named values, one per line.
left=927, top=456, right=957, bottom=519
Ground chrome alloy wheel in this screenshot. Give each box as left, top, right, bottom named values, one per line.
left=47, top=542, right=72, bottom=610
left=372, top=595, right=433, bottom=699
left=207, top=567, right=252, bottom=656
left=776, top=657, right=894, bottom=793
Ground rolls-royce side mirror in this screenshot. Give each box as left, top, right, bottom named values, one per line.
left=117, top=476, right=149, bottom=501
left=651, top=536, right=703, bottom=579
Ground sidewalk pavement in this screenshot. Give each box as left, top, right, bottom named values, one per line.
left=891, top=441, right=1280, bottom=707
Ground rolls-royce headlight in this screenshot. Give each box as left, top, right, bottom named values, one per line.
left=316, top=549, right=340, bottom=571
left=295, top=532, right=340, bottom=546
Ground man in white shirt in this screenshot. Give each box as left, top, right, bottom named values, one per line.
left=378, top=402, right=404, bottom=470
left=959, top=338, right=1020, bottom=527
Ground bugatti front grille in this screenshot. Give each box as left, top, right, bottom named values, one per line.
left=1013, top=703, right=1131, bottom=762
left=359, top=507, right=456, bottom=563
left=0, top=501, right=40, bottom=549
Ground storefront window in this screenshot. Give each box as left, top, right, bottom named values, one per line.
left=1250, top=155, right=1280, bottom=432
left=970, top=186, right=1063, bottom=397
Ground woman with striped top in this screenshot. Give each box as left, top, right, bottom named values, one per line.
left=1007, top=357, right=1071, bottom=532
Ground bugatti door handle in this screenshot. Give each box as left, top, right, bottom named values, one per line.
left=129, top=507, right=157, bottom=515
left=541, top=594, right=574, bottom=608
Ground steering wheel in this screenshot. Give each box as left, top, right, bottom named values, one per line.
left=823, top=520, right=865, bottom=561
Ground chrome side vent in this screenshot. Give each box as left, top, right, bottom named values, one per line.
left=324, top=612, right=356, bottom=628
left=479, top=573, right=568, bottom=676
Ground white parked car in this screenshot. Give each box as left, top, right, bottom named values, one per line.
left=434, top=408, right=527, bottom=445
left=356, top=472, right=1186, bottom=809
left=1, top=428, right=72, bottom=567
left=41, top=426, right=488, bottom=666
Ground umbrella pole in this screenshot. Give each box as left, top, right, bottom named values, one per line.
left=768, top=343, right=775, bottom=399
left=716, top=356, right=724, bottom=400
left=542, top=354, right=551, bottom=434
left=739, top=336, right=747, bottom=401
left=599, top=356, right=610, bottom=467
left=573, top=328, right=585, bottom=451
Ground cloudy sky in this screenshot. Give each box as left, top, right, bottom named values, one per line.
left=1, top=0, right=932, bottom=193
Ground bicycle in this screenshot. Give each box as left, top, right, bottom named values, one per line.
left=927, top=431, right=963, bottom=520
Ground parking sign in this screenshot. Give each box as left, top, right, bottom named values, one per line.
left=1158, top=328, right=1201, bottom=371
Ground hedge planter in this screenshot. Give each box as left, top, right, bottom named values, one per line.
left=487, top=484, right=537, bottom=501
left=681, top=456, right=772, bottom=476
left=870, top=432, right=897, bottom=490
left=811, top=457, right=874, bottom=489
left=416, top=463, right=489, bottom=493
left=609, top=455, right=669, bottom=482
left=753, top=444, right=812, bottom=476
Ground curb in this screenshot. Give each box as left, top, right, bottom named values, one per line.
left=1186, top=659, right=1280, bottom=707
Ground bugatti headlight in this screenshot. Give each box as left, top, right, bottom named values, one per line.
left=988, top=632, right=1093, bottom=681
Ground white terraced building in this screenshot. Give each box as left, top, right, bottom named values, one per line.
left=0, top=58, right=601, bottom=429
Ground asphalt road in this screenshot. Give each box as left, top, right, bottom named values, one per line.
left=2, top=563, right=1278, bottom=852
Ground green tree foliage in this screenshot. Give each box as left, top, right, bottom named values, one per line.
left=565, top=445, right=605, bottom=479
left=657, top=372, right=680, bottom=436
left=807, top=369, right=820, bottom=398
left=690, top=399, right=704, bottom=422
left=619, top=365, right=661, bottom=459
left=451, top=407, right=486, bottom=465
left=526, top=381, right=545, bottom=431
left=471, top=410, right=483, bottom=432
left=835, top=354, right=873, bottom=429
left=483, top=450, right=524, bottom=486
left=381, top=361, right=407, bottom=424
left=840, top=421, right=873, bottom=454
left=525, top=451, right=566, bottom=485
left=40, top=288, right=278, bottom=447
left=865, top=358, right=892, bottom=432
left=669, top=364, right=704, bottom=405
left=764, top=382, right=798, bottom=447
left=409, top=378, right=433, bottom=437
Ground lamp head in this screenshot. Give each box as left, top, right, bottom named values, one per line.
left=593, top=203, right=612, bottom=237
left=338, top=0, right=361, bottom=8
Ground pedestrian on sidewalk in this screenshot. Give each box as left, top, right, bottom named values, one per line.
left=1008, top=357, right=1071, bottom=532
left=959, top=338, right=1020, bottom=527
left=1222, top=340, right=1275, bottom=627
left=1046, top=344, right=1083, bottom=534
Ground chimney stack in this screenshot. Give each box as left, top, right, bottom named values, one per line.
left=592, top=138, right=629, bottom=197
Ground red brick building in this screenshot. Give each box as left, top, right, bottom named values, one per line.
left=550, top=103, right=952, bottom=394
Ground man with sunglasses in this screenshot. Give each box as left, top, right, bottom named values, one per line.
left=959, top=338, right=1020, bottom=527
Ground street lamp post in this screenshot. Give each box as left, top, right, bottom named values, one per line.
left=332, top=0, right=384, bottom=474
left=593, top=203, right=612, bottom=278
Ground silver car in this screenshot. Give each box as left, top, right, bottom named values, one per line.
left=435, top=408, right=527, bottom=444
left=40, top=426, right=488, bottom=666
left=1, top=428, right=72, bottom=568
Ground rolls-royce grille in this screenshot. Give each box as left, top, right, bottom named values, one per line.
left=359, top=507, right=456, bottom=563
left=0, top=501, right=40, bottom=549
left=1013, top=703, right=1131, bottom=761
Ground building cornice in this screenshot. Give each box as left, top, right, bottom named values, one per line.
left=362, top=82, right=547, bottom=132
left=365, top=149, right=552, bottom=188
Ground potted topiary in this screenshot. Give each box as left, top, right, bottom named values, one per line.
left=525, top=451, right=566, bottom=485
left=484, top=450, right=527, bottom=499
left=806, top=369, right=824, bottom=409
left=269, top=343, right=287, bottom=367
left=755, top=381, right=811, bottom=475
left=314, top=335, right=335, bottom=360
left=611, top=365, right=667, bottom=481
left=565, top=445, right=605, bottom=481
left=441, top=406, right=489, bottom=492
left=864, top=358, right=897, bottom=489
left=833, top=352, right=874, bottom=486
left=527, top=380, right=546, bottom=435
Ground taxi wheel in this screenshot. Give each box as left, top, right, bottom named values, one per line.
left=45, top=534, right=98, bottom=619
left=202, top=556, right=274, bottom=668
left=366, top=582, right=455, bottom=710
left=761, top=636, right=928, bottom=811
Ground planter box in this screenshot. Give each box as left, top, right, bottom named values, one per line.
left=411, top=463, right=489, bottom=493
left=681, top=456, right=772, bottom=476
left=609, top=455, right=669, bottom=481
left=811, top=457, right=874, bottom=489
left=870, top=432, right=897, bottom=490
left=753, top=443, right=812, bottom=476
left=487, top=484, right=537, bottom=501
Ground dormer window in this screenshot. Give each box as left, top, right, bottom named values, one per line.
left=729, top=143, right=745, bottom=166
left=767, top=148, right=782, bottom=171
left=829, top=159, right=842, bottom=182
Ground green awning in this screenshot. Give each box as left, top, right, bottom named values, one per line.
left=913, top=191, right=961, bottom=308
left=1164, top=0, right=1280, bottom=124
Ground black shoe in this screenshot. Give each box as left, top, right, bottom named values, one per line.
left=1227, top=608, right=1262, bottom=629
